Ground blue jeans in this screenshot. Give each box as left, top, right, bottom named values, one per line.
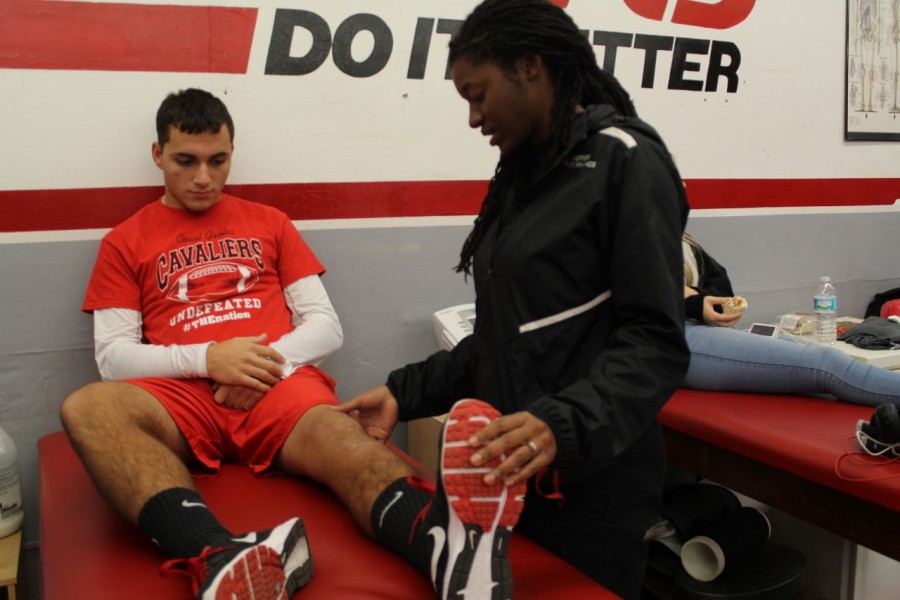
left=684, top=322, right=900, bottom=408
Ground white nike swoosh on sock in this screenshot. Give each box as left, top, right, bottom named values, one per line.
left=378, top=491, right=404, bottom=529
left=181, top=500, right=208, bottom=509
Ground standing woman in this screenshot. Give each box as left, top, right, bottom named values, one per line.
left=344, top=1, right=690, bottom=597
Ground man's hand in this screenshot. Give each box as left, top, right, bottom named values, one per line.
left=336, top=385, right=399, bottom=442
left=467, top=411, right=557, bottom=488
left=206, top=333, right=285, bottom=393
left=212, top=383, right=267, bottom=410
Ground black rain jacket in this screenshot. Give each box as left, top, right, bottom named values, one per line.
left=388, top=104, right=690, bottom=484
left=684, top=241, right=734, bottom=322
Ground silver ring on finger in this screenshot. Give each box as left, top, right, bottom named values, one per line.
left=525, top=440, right=539, bottom=455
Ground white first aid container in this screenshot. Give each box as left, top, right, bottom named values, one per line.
left=0, top=425, right=23, bottom=537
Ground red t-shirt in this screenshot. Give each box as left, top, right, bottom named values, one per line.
left=83, top=194, right=324, bottom=346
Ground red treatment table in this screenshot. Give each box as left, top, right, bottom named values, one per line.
left=659, top=388, right=900, bottom=561
left=38, top=431, right=617, bottom=599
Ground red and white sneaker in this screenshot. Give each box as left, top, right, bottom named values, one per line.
left=429, top=399, right=526, bottom=600
left=162, top=517, right=312, bottom=600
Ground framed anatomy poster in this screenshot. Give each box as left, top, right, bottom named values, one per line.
left=846, top=0, right=900, bottom=140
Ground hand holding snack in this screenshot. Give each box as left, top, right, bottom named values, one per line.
left=721, top=295, right=748, bottom=314
left=704, top=295, right=745, bottom=327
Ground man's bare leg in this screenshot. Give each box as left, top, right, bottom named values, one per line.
left=59, top=381, right=194, bottom=523
left=60, top=381, right=314, bottom=598
left=274, top=404, right=417, bottom=537
left=278, top=401, right=525, bottom=600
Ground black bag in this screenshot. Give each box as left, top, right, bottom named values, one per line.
left=838, top=316, right=900, bottom=350
left=865, top=287, right=900, bottom=318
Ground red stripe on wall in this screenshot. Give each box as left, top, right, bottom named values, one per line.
left=0, top=181, right=489, bottom=233
left=0, top=178, right=898, bottom=233
left=686, top=178, right=900, bottom=209
left=0, top=1, right=257, bottom=73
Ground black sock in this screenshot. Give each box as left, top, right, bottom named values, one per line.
left=370, top=476, right=436, bottom=575
left=137, top=488, right=234, bottom=558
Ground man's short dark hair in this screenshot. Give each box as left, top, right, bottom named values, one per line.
left=156, top=88, right=235, bottom=148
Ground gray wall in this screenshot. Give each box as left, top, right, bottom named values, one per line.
left=686, top=209, right=900, bottom=325
left=304, top=225, right=475, bottom=404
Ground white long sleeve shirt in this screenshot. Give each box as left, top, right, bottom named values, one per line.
left=93, top=274, right=343, bottom=381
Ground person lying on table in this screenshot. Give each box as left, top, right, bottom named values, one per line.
left=683, top=233, right=900, bottom=408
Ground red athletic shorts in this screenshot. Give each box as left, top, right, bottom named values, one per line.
left=126, top=365, right=338, bottom=475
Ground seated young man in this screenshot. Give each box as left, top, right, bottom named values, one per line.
left=60, top=88, right=523, bottom=600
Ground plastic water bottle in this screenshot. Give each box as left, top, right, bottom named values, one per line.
left=813, top=276, right=837, bottom=345
left=0, top=425, right=23, bottom=537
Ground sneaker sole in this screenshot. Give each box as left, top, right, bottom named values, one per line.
left=280, top=519, right=314, bottom=596
left=440, top=399, right=525, bottom=600
left=203, top=518, right=313, bottom=600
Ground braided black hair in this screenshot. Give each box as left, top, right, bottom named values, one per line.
left=450, top=0, right=637, bottom=276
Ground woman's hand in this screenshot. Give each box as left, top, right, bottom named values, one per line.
left=703, top=295, right=743, bottom=327
left=336, top=385, right=400, bottom=442
left=466, top=410, right=557, bottom=488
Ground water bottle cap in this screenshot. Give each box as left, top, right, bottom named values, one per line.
left=820, top=276, right=831, bottom=282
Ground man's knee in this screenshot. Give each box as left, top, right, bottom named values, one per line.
left=60, top=382, right=107, bottom=430
left=296, top=404, right=365, bottom=444
left=60, top=382, right=149, bottom=433
left=285, top=404, right=396, bottom=464
left=279, top=404, right=411, bottom=484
